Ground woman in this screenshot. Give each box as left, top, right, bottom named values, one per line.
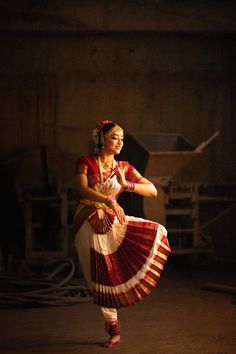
left=73, top=120, right=170, bottom=348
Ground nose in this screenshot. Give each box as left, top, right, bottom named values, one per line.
left=118, top=137, right=123, bottom=144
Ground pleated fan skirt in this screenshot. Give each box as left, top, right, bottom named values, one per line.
left=74, top=214, right=171, bottom=308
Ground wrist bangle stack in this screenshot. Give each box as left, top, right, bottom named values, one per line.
left=106, top=196, right=116, bottom=207
left=124, top=181, right=135, bottom=192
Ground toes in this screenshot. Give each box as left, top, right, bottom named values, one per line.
left=102, top=336, right=120, bottom=348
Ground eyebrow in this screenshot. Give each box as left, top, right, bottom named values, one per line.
left=111, top=133, right=124, bottom=137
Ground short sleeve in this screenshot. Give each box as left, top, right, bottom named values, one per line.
left=124, top=162, right=143, bottom=183
left=75, top=156, right=88, bottom=175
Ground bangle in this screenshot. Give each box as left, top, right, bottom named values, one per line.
left=106, top=196, right=116, bottom=207
left=124, top=181, right=135, bottom=192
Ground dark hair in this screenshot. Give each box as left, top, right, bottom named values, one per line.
left=97, top=122, right=117, bottom=149
left=100, top=122, right=116, bottom=136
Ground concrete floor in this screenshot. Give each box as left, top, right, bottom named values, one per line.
left=0, top=259, right=236, bottom=354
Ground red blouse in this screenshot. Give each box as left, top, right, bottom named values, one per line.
left=75, top=155, right=142, bottom=188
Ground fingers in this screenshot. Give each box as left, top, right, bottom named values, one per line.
left=116, top=166, right=122, bottom=177
left=116, top=167, right=128, bottom=188
left=117, top=208, right=126, bottom=224
left=115, top=206, right=123, bottom=224
left=115, top=165, right=127, bottom=178
left=112, top=203, right=126, bottom=224
left=117, top=166, right=126, bottom=177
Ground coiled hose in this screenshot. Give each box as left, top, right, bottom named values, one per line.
left=0, top=258, right=93, bottom=308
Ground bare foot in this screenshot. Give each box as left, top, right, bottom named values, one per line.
left=102, top=334, right=121, bottom=348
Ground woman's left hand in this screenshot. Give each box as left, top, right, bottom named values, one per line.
left=115, top=166, right=128, bottom=189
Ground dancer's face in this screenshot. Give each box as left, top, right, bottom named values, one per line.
left=103, top=128, right=124, bottom=155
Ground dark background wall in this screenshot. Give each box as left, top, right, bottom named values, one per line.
left=0, top=0, right=235, bottom=183
left=0, top=0, right=235, bottom=261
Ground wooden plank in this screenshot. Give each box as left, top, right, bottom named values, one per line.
left=169, top=192, right=192, bottom=199
left=205, top=283, right=236, bottom=295
left=166, top=209, right=192, bottom=215
left=199, top=196, right=236, bottom=202
left=195, top=131, right=220, bottom=152
left=201, top=203, right=236, bottom=230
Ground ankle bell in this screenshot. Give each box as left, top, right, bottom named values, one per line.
left=105, top=320, right=121, bottom=337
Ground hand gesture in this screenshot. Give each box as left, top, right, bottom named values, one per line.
left=111, top=201, right=126, bottom=225
left=115, top=166, right=128, bottom=189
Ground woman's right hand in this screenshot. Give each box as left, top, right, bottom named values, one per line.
left=111, top=201, right=126, bottom=225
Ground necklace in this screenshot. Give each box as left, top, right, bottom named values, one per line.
left=97, top=156, right=116, bottom=183
left=99, top=156, right=114, bottom=170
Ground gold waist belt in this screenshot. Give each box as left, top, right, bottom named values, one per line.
left=80, top=199, right=107, bottom=209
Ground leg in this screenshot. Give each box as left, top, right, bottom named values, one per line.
left=74, top=221, right=93, bottom=287
left=101, top=307, right=121, bottom=348
left=75, top=223, right=120, bottom=348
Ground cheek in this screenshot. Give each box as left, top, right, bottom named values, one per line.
left=105, top=141, right=115, bottom=148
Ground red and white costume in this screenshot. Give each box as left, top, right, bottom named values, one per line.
left=73, top=155, right=170, bottom=321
